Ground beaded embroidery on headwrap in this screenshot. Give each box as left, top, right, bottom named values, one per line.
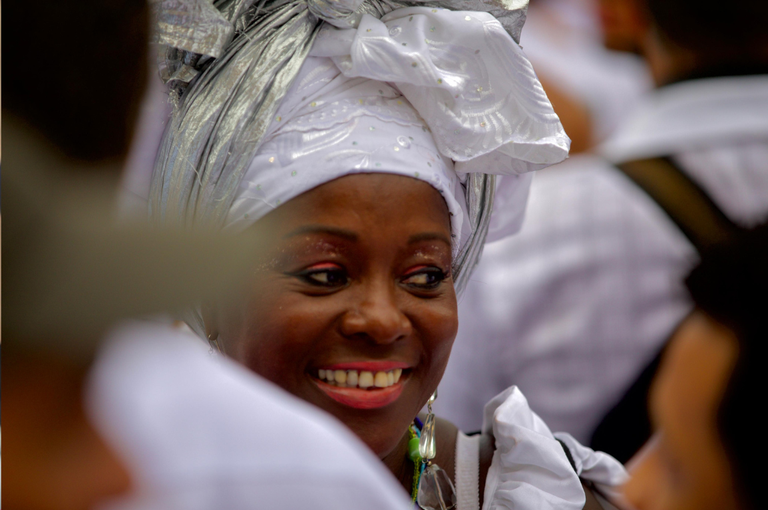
left=149, top=0, right=568, bottom=303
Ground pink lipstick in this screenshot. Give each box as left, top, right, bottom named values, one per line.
left=312, top=378, right=406, bottom=409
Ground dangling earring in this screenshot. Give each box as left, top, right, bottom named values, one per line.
left=207, top=331, right=223, bottom=354
left=417, top=390, right=456, bottom=510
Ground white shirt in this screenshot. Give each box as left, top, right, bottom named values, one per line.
left=87, top=321, right=411, bottom=510
left=437, top=74, right=768, bottom=441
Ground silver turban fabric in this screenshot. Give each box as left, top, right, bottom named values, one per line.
left=149, top=0, right=568, bottom=299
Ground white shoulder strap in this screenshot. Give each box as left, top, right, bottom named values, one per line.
left=455, top=431, right=480, bottom=510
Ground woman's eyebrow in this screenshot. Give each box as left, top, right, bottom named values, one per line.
left=408, top=232, right=452, bottom=246
left=283, top=225, right=358, bottom=242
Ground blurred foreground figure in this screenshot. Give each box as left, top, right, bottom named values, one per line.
left=623, top=224, right=768, bottom=510
left=437, top=0, right=768, bottom=451
left=2, top=1, right=408, bottom=509
left=89, top=321, right=410, bottom=510
left=4, top=2, right=149, bottom=508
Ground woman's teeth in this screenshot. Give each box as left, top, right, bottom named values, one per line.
left=317, top=368, right=403, bottom=388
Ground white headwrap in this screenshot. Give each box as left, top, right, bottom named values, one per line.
left=151, top=0, right=569, bottom=299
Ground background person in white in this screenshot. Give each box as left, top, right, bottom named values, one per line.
left=436, top=0, right=768, bottom=454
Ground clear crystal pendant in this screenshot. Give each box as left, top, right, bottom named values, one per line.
left=417, top=463, right=457, bottom=510
left=416, top=391, right=456, bottom=510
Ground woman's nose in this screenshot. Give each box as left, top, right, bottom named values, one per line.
left=340, top=282, right=412, bottom=344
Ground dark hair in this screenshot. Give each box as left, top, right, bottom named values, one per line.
left=685, top=223, right=768, bottom=510
left=646, top=0, right=768, bottom=58
left=3, top=0, right=149, bottom=162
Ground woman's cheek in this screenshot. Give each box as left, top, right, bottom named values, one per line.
left=417, top=300, right=459, bottom=377
left=232, top=282, right=301, bottom=372
left=244, top=287, right=342, bottom=369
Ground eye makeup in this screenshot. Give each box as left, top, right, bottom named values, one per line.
left=292, top=262, right=349, bottom=287
left=270, top=236, right=350, bottom=272
left=401, top=264, right=449, bottom=290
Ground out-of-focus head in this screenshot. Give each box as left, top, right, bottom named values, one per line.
left=600, top=0, right=768, bottom=84
left=623, top=224, right=768, bottom=510
left=645, top=0, right=768, bottom=65
left=597, top=0, right=649, bottom=53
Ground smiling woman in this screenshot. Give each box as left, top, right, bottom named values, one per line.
left=148, top=0, right=623, bottom=508
left=214, top=174, right=457, bottom=458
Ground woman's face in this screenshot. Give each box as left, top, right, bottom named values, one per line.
left=218, top=173, right=458, bottom=458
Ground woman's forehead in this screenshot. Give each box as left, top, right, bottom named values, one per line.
left=266, top=173, right=452, bottom=235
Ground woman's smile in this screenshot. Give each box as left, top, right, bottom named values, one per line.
left=309, top=361, right=413, bottom=409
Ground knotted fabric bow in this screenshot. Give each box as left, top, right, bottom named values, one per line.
left=310, top=9, right=568, bottom=172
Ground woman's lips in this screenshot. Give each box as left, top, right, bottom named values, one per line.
left=311, top=377, right=406, bottom=409
left=309, top=361, right=412, bottom=409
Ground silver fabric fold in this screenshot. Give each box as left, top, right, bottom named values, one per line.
left=307, top=0, right=366, bottom=27
left=152, top=2, right=319, bottom=228
left=150, top=0, right=528, bottom=300
left=154, top=0, right=235, bottom=58
left=453, top=174, right=495, bottom=295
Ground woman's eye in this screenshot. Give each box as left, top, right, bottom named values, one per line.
left=402, top=267, right=446, bottom=289
left=296, top=264, right=348, bottom=287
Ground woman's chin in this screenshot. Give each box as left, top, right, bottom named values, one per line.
left=300, top=374, right=419, bottom=457
left=349, top=421, right=411, bottom=459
